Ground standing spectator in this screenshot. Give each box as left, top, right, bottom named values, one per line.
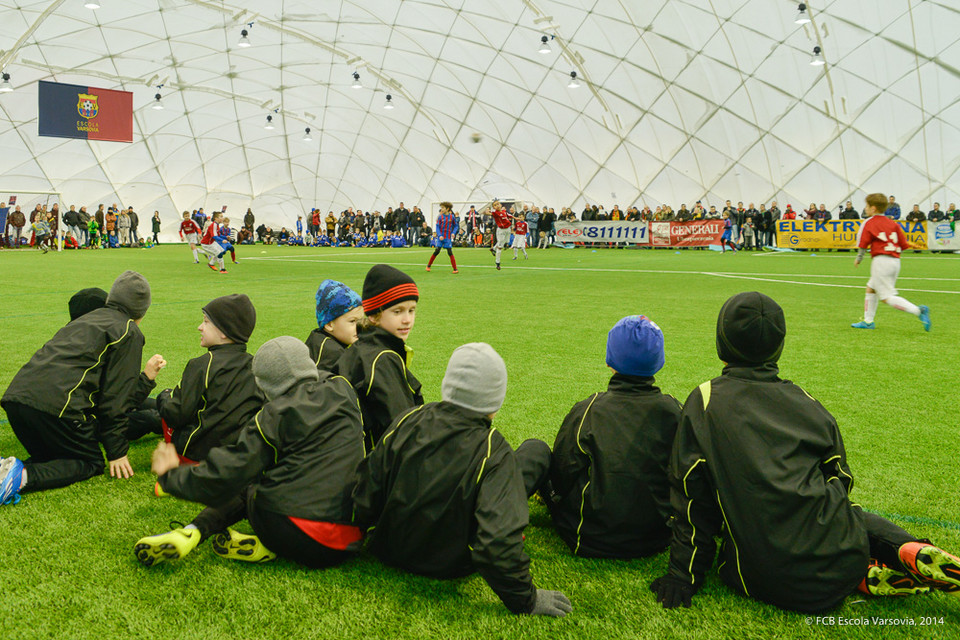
left=582, top=204, right=594, bottom=221
left=77, top=206, right=91, bottom=246
left=311, top=209, right=321, bottom=237
left=526, top=206, right=540, bottom=245
left=244, top=207, right=255, bottom=231
left=768, top=201, right=782, bottom=247
left=117, top=208, right=132, bottom=246
left=63, top=205, right=82, bottom=243
left=541, top=207, right=557, bottom=248
left=8, top=205, right=25, bottom=248
left=95, top=204, right=105, bottom=234
left=152, top=211, right=161, bottom=244
left=0, top=200, right=8, bottom=249
left=105, top=207, right=118, bottom=248
left=128, top=208, right=140, bottom=245
left=409, top=206, right=425, bottom=246
left=816, top=204, right=831, bottom=221
left=394, top=202, right=409, bottom=241
left=741, top=215, right=756, bottom=250
left=325, top=211, right=336, bottom=239
left=948, top=203, right=960, bottom=223
left=885, top=195, right=901, bottom=220
left=804, top=203, right=818, bottom=220
left=928, top=203, right=944, bottom=222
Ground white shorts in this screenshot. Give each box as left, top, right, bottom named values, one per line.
left=512, top=234, right=527, bottom=249
left=495, top=228, right=511, bottom=248
left=184, top=233, right=198, bottom=245
left=868, top=255, right=900, bottom=299
left=199, top=242, right=223, bottom=260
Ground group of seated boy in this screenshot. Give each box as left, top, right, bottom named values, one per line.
left=1, top=266, right=958, bottom=619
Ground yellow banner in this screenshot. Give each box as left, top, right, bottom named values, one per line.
left=777, top=220, right=927, bottom=250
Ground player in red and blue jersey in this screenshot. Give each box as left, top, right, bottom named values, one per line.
left=426, top=201, right=460, bottom=274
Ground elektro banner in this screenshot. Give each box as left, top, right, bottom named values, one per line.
left=650, top=221, right=725, bottom=247
left=38, top=80, right=133, bottom=143
left=777, top=220, right=927, bottom=250
left=555, top=220, right=649, bottom=244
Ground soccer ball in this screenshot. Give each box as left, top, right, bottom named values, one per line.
left=470, top=132, right=482, bottom=143
left=81, top=99, right=95, bottom=112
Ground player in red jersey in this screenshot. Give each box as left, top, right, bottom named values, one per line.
left=512, top=216, right=528, bottom=260
left=852, top=193, right=930, bottom=331
left=199, top=212, right=227, bottom=273
left=491, top=201, right=515, bottom=271
left=179, top=211, right=202, bottom=263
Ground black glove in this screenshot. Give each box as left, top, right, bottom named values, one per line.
left=650, top=575, right=699, bottom=609
left=529, top=589, right=573, bottom=617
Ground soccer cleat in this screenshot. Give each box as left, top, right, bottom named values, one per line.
left=452, top=269, right=459, bottom=274
left=219, top=269, right=227, bottom=274
left=918, top=305, right=931, bottom=332
left=425, top=266, right=431, bottom=272
left=512, top=256, right=516, bottom=260
left=0, top=457, right=25, bottom=506
left=194, top=260, right=199, bottom=264
left=859, top=561, right=929, bottom=597
left=211, top=528, right=276, bottom=563
left=899, top=542, right=960, bottom=595
left=134, top=523, right=201, bottom=567
left=496, top=263, right=501, bottom=270
left=208, top=264, right=218, bottom=272
left=851, top=321, right=876, bottom=329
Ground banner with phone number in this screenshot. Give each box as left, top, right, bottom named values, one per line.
left=555, top=220, right=649, bottom=244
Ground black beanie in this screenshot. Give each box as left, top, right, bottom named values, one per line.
left=716, top=292, right=786, bottom=365
left=202, top=294, right=256, bottom=344
left=361, top=264, right=419, bottom=315
left=69, top=287, right=108, bottom=321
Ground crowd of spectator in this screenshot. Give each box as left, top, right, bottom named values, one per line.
left=3, top=197, right=958, bottom=251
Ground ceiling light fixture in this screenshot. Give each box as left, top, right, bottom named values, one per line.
left=539, top=35, right=552, bottom=54
left=303, top=127, right=312, bottom=142
left=351, top=72, right=362, bottom=89
left=265, top=114, right=275, bottom=130
left=795, top=3, right=811, bottom=25
left=384, top=94, right=394, bottom=110
left=84, top=2, right=101, bottom=9
left=238, top=23, right=253, bottom=48
left=0, top=72, right=12, bottom=93
left=567, top=71, right=580, bottom=89
left=810, top=45, right=825, bottom=66
left=151, top=93, right=163, bottom=110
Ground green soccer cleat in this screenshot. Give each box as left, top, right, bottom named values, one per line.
left=918, top=305, right=931, bottom=332
left=851, top=320, right=875, bottom=329
left=211, top=528, right=276, bottom=563
left=899, top=542, right=960, bottom=595
left=134, top=523, right=201, bottom=567
left=860, top=562, right=929, bottom=597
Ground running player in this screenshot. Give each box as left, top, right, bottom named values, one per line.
left=851, top=193, right=930, bottom=331
left=199, top=212, right=227, bottom=273
left=426, top=201, right=459, bottom=274
left=179, top=211, right=202, bottom=263
left=491, top=201, right=514, bottom=271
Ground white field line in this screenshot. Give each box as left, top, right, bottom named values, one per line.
left=702, top=272, right=960, bottom=295
left=752, top=251, right=960, bottom=261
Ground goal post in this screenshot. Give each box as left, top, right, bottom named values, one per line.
left=0, top=189, right=64, bottom=250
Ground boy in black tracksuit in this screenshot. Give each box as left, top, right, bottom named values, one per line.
left=652, top=292, right=960, bottom=612
left=0, top=272, right=151, bottom=502
left=334, top=265, right=423, bottom=448
left=136, top=337, right=365, bottom=568
left=542, top=315, right=681, bottom=558
left=352, top=343, right=572, bottom=617
left=304, top=279, right=363, bottom=372
left=154, top=294, right=263, bottom=463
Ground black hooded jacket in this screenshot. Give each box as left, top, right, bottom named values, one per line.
left=160, top=373, right=364, bottom=523
left=305, top=329, right=346, bottom=373
left=1, top=302, right=145, bottom=461
left=548, top=374, right=681, bottom=558
left=334, top=327, right=423, bottom=448
left=352, top=402, right=537, bottom=614
left=666, top=364, right=869, bottom=612
left=155, top=343, right=263, bottom=461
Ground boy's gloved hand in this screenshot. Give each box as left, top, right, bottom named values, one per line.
left=529, top=589, right=572, bottom=617
left=650, top=575, right=699, bottom=609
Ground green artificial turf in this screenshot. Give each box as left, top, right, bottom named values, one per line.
left=1, top=244, right=958, bottom=639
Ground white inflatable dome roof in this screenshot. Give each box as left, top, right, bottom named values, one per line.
left=0, top=0, right=958, bottom=228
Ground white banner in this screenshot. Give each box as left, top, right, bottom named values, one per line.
left=555, top=220, right=649, bottom=244
left=927, top=221, right=960, bottom=251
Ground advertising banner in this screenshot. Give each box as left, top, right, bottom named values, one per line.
left=777, top=220, right=927, bottom=250
left=555, top=220, right=649, bottom=244
left=926, top=221, right=960, bottom=251
left=650, top=220, right=725, bottom=247
left=39, top=80, right=133, bottom=143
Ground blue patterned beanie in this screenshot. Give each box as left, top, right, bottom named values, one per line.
left=316, top=279, right=362, bottom=329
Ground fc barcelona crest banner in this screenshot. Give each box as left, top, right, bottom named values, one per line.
left=38, top=80, right=133, bottom=143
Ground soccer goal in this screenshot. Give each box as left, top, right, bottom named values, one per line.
left=0, top=189, right=64, bottom=250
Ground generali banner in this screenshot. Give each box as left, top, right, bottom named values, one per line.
left=650, top=221, right=725, bottom=247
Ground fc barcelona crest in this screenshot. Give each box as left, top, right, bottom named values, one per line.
left=77, top=93, right=99, bottom=119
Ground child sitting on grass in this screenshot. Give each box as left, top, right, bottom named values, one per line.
left=154, top=294, right=263, bottom=464
left=652, top=292, right=960, bottom=612
left=352, top=343, right=572, bottom=617
left=305, top=280, right=363, bottom=372
left=1, top=272, right=151, bottom=504
left=538, top=315, right=681, bottom=558
left=135, top=337, right=365, bottom=569
left=334, top=264, right=423, bottom=449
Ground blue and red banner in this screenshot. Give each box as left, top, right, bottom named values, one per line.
left=38, top=80, right=133, bottom=143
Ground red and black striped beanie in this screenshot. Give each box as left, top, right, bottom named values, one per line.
left=362, top=264, right=419, bottom=315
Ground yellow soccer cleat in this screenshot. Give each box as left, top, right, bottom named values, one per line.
left=211, top=528, right=276, bottom=563
left=134, top=523, right=201, bottom=567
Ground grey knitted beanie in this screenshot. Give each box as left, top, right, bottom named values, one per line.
left=253, top=336, right=319, bottom=401
left=441, top=343, right=507, bottom=414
